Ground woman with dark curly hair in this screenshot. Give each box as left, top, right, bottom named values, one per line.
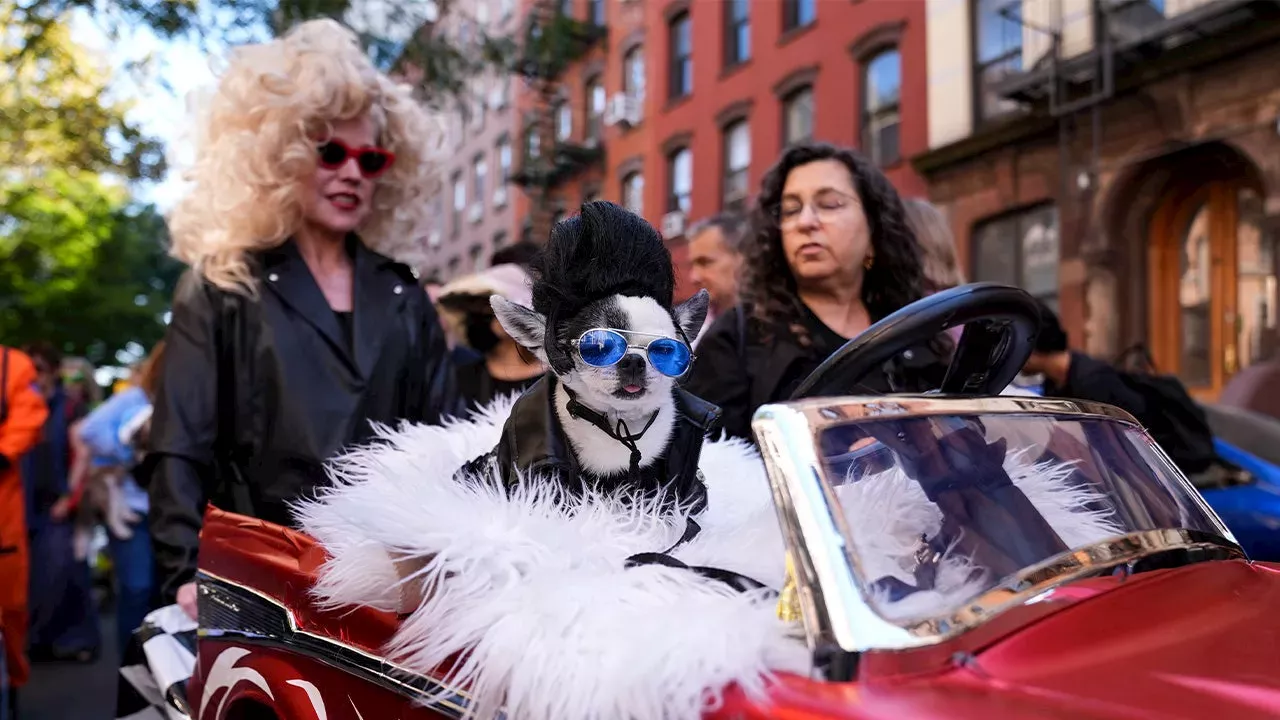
left=685, top=142, right=948, bottom=439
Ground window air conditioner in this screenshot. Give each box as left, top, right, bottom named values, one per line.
left=661, top=211, right=686, bottom=239
left=493, top=186, right=508, bottom=207
left=468, top=203, right=484, bottom=223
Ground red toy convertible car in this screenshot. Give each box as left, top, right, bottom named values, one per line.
left=129, top=285, right=1280, bottom=720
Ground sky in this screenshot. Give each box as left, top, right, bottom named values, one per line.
left=70, top=9, right=221, bottom=212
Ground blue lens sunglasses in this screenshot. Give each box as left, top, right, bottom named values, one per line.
left=570, top=328, right=694, bottom=378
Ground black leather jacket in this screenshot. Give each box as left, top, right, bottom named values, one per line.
left=149, top=238, right=458, bottom=601
left=465, top=376, right=722, bottom=511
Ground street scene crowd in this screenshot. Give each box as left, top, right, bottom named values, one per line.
left=4, top=0, right=1280, bottom=717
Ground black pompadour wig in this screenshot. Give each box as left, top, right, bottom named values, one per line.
left=530, top=200, right=675, bottom=319
left=530, top=201, right=677, bottom=374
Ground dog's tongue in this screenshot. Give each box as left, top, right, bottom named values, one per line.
left=624, top=384, right=642, bottom=394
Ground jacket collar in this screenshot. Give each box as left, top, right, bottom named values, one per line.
left=259, top=235, right=406, bottom=379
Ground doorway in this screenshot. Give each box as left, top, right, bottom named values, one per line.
left=1148, top=177, right=1277, bottom=400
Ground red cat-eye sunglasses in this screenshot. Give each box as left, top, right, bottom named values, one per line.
left=316, top=139, right=396, bottom=179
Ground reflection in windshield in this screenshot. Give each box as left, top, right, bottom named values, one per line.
left=820, top=413, right=1225, bottom=623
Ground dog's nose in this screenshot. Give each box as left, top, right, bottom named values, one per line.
left=617, top=353, right=646, bottom=375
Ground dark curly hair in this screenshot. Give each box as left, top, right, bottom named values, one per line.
left=741, top=142, right=928, bottom=349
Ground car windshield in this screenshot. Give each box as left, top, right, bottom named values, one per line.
left=818, top=412, right=1230, bottom=625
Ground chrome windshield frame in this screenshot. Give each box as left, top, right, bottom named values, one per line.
left=753, top=394, right=1245, bottom=655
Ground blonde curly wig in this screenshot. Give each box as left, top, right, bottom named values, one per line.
left=168, top=18, right=443, bottom=294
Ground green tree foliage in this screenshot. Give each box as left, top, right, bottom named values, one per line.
left=0, top=1, right=165, bottom=180
left=0, top=172, right=181, bottom=363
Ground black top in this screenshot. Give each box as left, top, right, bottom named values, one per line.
left=456, top=356, right=541, bottom=410
left=334, top=310, right=354, bottom=350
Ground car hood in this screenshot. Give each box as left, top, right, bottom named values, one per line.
left=900, top=559, right=1280, bottom=719
left=718, top=560, right=1280, bottom=720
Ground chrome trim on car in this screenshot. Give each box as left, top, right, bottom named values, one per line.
left=752, top=395, right=1246, bottom=656
left=196, top=570, right=494, bottom=719
left=780, top=394, right=1144, bottom=429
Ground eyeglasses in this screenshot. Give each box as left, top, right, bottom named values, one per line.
left=316, top=139, right=396, bottom=179
left=773, top=188, right=860, bottom=230
left=570, top=328, right=693, bottom=378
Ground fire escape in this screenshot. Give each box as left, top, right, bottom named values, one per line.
left=991, top=0, right=1280, bottom=200
left=510, top=0, right=608, bottom=243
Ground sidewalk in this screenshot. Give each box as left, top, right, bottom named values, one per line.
left=19, top=612, right=118, bottom=720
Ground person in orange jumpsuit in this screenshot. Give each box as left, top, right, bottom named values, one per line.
left=0, top=346, right=50, bottom=715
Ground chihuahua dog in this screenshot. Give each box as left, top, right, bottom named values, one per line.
left=479, top=201, right=720, bottom=510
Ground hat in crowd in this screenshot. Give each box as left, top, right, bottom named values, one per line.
left=436, top=263, right=534, bottom=344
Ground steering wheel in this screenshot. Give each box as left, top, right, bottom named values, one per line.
left=790, top=283, right=1041, bottom=400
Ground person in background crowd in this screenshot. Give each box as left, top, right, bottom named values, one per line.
left=70, top=341, right=165, bottom=659
left=60, top=358, right=102, bottom=417
left=437, top=264, right=544, bottom=409
left=21, top=342, right=100, bottom=663
left=422, top=272, right=445, bottom=305
left=686, top=214, right=745, bottom=347
left=151, top=19, right=458, bottom=620
left=0, top=346, right=50, bottom=719
left=686, top=142, right=947, bottom=440
left=903, top=198, right=966, bottom=294
left=489, top=240, right=541, bottom=269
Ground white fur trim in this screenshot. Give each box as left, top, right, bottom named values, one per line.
left=296, top=398, right=1125, bottom=720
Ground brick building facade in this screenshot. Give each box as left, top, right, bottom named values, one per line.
left=414, top=0, right=522, bottom=282
left=646, top=0, right=930, bottom=300
left=916, top=0, right=1280, bottom=400
left=484, top=0, right=932, bottom=299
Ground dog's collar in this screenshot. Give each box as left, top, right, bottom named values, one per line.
left=562, top=385, right=660, bottom=483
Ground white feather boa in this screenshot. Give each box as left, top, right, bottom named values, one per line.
left=294, top=395, right=1124, bottom=720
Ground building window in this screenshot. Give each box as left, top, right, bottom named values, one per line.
left=782, top=0, right=815, bottom=32
left=623, top=172, right=644, bottom=215
left=589, top=0, right=605, bottom=26
left=493, top=231, right=508, bottom=251
left=624, top=46, right=646, bottom=104
left=974, top=0, right=1023, bottom=123
left=521, top=220, right=533, bottom=244
left=782, top=86, right=814, bottom=146
left=448, top=256, right=461, bottom=277
left=469, top=244, right=485, bottom=271
left=862, top=48, right=901, bottom=166
left=724, top=0, right=750, bottom=68
left=526, top=125, right=541, bottom=159
left=551, top=207, right=567, bottom=227
left=451, top=171, right=465, bottom=236
left=559, top=0, right=573, bottom=17
left=722, top=120, right=750, bottom=211
left=498, top=137, right=512, bottom=182
left=584, top=187, right=601, bottom=204
left=971, top=204, right=1060, bottom=308
left=554, top=101, right=572, bottom=141
left=668, top=12, right=692, bottom=100
left=586, top=76, right=606, bottom=142
left=472, top=155, right=488, bottom=212
left=667, top=147, right=693, bottom=214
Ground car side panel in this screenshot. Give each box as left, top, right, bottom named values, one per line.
left=190, top=639, right=451, bottom=720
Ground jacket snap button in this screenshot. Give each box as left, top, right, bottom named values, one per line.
left=903, top=349, right=915, bottom=360
left=268, top=273, right=279, bottom=282
left=393, top=285, right=403, bottom=295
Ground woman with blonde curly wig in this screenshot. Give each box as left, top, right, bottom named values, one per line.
left=150, top=19, right=458, bottom=619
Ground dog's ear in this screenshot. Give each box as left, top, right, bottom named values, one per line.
left=673, top=289, right=710, bottom=342
left=491, top=296, right=547, bottom=356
